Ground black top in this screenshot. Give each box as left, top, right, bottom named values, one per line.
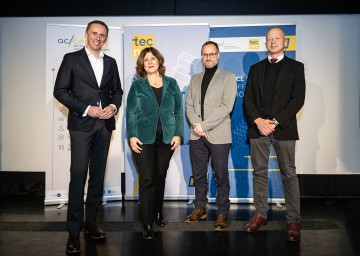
left=151, top=86, right=163, bottom=137
left=263, top=60, right=281, bottom=119
left=201, top=64, right=218, bottom=120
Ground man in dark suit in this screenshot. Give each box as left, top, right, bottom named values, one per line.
left=243, top=27, right=305, bottom=242
left=53, top=20, right=123, bottom=254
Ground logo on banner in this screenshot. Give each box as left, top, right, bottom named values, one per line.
left=57, top=35, right=110, bottom=52
left=132, top=35, right=155, bottom=58
left=57, top=35, right=86, bottom=51
left=284, top=38, right=290, bottom=49
left=248, top=39, right=260, bottom=49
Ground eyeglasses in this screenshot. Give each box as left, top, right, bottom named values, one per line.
left=201, top=52, right=218, bottom=59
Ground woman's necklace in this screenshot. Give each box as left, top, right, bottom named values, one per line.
left=148, top=75, right=162, bottom=87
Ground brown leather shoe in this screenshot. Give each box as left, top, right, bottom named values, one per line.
left=244, top=213, right=267, bottom=232
left=185, top=208, right=207, bottom=223
left=287, top=222, right=301, bottom=242
left=214, top=214, right=228, bottom=231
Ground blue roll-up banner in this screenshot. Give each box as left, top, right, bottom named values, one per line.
left=210, top=24, right=296, bottom=203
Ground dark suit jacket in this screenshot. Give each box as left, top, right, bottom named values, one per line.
left=53, top=47, right=123, bottom=132
left=126, top=76, right=184, bottom=144
left=243, top=56, right=306, bottom=140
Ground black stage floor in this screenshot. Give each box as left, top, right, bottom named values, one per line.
left=1, top=196, right=360, bottom=256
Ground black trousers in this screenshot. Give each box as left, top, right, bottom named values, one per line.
left=189, top=137, right=231, bottom=216
left=67, top=119, right=111, bottom=235
left=132, top=136, right=174, bottom=225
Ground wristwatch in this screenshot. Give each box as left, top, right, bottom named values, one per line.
left=272, top=118, right=279, bottom=126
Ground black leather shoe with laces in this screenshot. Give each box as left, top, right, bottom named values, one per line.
left=154, top=212, right=167, bottom=227
left=142, top=225, right=154, bottom=240
left=66, top=235, right=80, bottom=254
left=83, top=222, right=106, bottom=239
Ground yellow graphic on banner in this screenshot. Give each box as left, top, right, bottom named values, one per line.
left=69, top=38, right=86, bottom=48
left=132, top=35, right=155, bottom=58
left=285, top=36, right=296, bottom=51
left=245, top=36, right=296, bottom=51
left=188, top=176, right=195, bottom=187
left=132, top=176, right=139, bottom=196
left=248, top=39, right=260, bottom=50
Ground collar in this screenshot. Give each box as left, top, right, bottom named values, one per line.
left=85, top=46, right=104, bottom=59
left=205, top=64, right=218, bottom=73
left=267, top=54, right=284, bottom=63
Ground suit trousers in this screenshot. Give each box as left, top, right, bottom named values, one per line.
left=67, top=119, right=112, bottom=235
left=132, top=137, right=174, bottom=225
left=189, top=137, right=231, bottom=216
left=250, top=135, right=300, bottom=223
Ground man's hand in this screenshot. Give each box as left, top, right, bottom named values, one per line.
left=87, top=106, right=114, bottom=119
left=254, top=118, right=276, bottom=136
left=193, top=123, right=209, bottom=138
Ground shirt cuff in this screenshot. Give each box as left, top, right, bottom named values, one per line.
left=272, top=118, right=279, bottom=126
left=110, top=104, right=117, bottom=114
left=83, top=105, right=91, bottom=117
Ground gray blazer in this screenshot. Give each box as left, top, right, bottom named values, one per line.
left=185, top=68, right=237, bottom=144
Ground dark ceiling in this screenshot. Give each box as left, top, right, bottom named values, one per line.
left=1, top=0, right=359, bottom=17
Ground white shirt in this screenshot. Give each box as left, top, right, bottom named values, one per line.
left=83, top=47, right=116, bottom=116
left=85, top=47, right=104, bottom=86
left=268, top=54, right=284, bottom=64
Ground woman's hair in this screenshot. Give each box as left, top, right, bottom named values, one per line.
left=135, top=47, right=166, bottom=78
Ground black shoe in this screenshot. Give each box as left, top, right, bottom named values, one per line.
left=66, top=235, right=80, bottom=254
left=142, top=225, right=154, bottom=240
left=83, top=222, right=106, bottom=239
left=154, top=212, right=167, bottom=227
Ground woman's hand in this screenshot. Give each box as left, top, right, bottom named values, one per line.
left=171, top=136, right=181, bottom=150
left=129, top=137, right=143, bottom=153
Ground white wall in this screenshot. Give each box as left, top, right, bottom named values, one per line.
left=1, top=15, right=359, bottom=174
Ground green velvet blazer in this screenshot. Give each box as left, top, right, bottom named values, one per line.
left=126, top=75, right=184, bottom=144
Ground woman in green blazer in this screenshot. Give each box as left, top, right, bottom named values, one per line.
left=126, top=47, right=184, bottom=240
